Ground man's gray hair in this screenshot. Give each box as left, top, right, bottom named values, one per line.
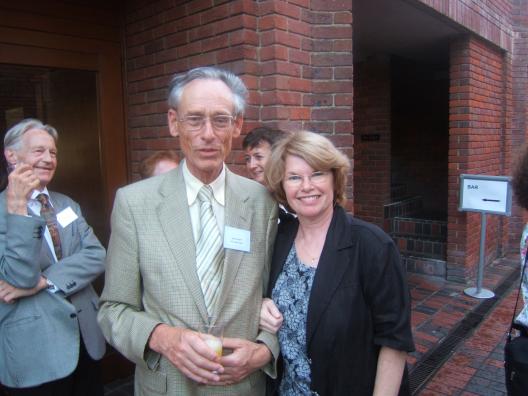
left=4, top=118, right=58, bottom=151
left=167, top=66, right=248, bottom=116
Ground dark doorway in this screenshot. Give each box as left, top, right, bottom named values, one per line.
left=387, top=56, right=450, bottom=275
left=0, top=64, right=107, bottom=243
left=391, top=56, right=449, bottom=221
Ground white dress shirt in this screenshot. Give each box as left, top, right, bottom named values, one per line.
left=181, top=160, right=226, bottom=244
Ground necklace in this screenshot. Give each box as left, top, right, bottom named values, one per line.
left=295, top=236, right=321, bottom=267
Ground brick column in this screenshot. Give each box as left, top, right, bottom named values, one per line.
left=448, top=36, right=506, bottom=282
left=124, top=0, right=353, bottom=185
left=124, top=0, right=262, bottom=179
left=255, top=0, right=353, bottom=203
left=308, top=0, right=354, bottom=207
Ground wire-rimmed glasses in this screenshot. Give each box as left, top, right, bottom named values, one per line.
left=178, top=114, right=236, bottom=133
left=284, top=171, right=330, bottom=187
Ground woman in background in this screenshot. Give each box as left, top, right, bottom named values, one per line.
left=260, top=131, right=414, bottom=395
left=139, top=150, right=179, bottom=179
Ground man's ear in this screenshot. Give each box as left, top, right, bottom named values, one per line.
left=232, top=116, right=243, bottom=138
left=4, top=149, right=17, bottom=167
left=168, top=109, right=179, bottom=137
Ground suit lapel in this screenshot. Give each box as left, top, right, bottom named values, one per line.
left=268, top=219, right=298, bottom=296
left=157, top=167, right=209, bottom=323
left=306, top=207, right=355, bottom=350
left=213, top=170, right=252, bottom=319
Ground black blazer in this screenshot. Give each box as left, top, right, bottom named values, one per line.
left=267, top=206, right=414, bottom=395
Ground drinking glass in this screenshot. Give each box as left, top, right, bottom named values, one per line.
left=200, top=323, right=224, bottom=357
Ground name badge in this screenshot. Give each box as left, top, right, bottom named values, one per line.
left=224, top=226, right=250, bottom=252
left=56, top=207, right=78, bottom=228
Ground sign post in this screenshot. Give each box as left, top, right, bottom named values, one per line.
left=459, top=174, right=512, bottom=299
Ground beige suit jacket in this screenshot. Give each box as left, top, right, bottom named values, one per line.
left=98, top=165, right=278, bottom=395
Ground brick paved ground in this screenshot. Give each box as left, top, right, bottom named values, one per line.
left=417, top=288, right=515, bottom=395
left=409, top=255, right=519, bottom=395
left=103, top=255, right=521, bottom=396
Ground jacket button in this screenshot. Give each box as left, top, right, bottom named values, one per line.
left=33, top=226, right=43, bottom=238
left=70, top=313, right=77, bottom=318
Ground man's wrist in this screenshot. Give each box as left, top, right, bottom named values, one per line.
left=37, top=276, right=48, bottom=290
left=252, top=341, right=272, bottom=370
left=148, top=323, right=174, bottom=354
left=42, top=276, right=59, bottom=293
left=6, top=198, right=28, bottom=215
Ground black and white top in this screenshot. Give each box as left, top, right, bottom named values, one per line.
left=272, top=245, right=316, bottom=395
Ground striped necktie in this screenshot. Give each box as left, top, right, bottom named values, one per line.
left=36, top=193, right=63, bottom=261
left=195, top=185, right=224, bottom=316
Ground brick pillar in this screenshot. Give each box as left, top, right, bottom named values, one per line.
left=251, top=1, right=313, bottom=144
left=124, top=0, right=353, bottom=187
left=255, top=0, right=353, bottom=203
left=353, top=56, right=391, bottom=227
left=124, top=0, right=262, bottom=179
left=448, top=36, right=506, bottom=282
left=308, top=0, right=354, bottom=208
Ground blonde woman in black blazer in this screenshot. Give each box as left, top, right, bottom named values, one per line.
left=261, top=131, right=414, bottom=395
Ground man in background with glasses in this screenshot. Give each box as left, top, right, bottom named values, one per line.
left=98, top=66, right=279, bottom=395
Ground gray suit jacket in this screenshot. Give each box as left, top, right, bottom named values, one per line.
left=0, top=190, right=106, bottom=388
left=98, top=165, right=278, bottom=395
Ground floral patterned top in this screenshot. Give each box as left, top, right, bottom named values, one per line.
left=272, top=245, right=316, bottom=396
left=516, top=224, right=528, bottom=328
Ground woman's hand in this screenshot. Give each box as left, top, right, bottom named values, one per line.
left=259, top=298, right=283, bottom=334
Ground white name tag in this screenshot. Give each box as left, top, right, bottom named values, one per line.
left=223, top=226, right=250, bottom=252
left=56, top=207, right=78, bottom=228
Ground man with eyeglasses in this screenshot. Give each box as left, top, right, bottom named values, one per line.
left=98, top=67, right=279, bottom=395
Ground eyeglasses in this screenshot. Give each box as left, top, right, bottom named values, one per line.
left=178, top=115, right=236, bottom=132
left=285, top=171, right=330, bottom=186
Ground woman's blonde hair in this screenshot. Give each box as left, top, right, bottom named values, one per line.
left=264, top=130, right=350, bottom=211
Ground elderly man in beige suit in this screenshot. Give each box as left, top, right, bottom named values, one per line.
left=98, top=67, right=278, bottom=395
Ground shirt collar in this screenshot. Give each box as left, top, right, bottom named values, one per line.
left=30, top=187, right=51, bottom=201
left=29, top=187, right=53, bottom=207
left=182, top=160, right=225, bottom=206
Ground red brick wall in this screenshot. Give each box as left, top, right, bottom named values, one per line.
left=417, top=0, right=513, bottom=51
left=119, top=0, right=528, bottom=283
left=447, top=36, right=506, bottom=282
left=123, top=0, right=353, bottom=187
left=124, top=0, right=261, bottom=179
left=309, top=0, right=354, bottom=209
left=353, top=56, right=391, bottom=226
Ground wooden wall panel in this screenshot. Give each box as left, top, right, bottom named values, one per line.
left=0, top=0, right=128, bottom=217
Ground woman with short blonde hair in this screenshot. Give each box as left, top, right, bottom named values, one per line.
left=265, top=131, right=349, bottom=210
left=261, top=131, right=414, bottom=395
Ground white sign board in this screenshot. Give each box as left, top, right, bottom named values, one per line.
left=459, top=174, right=512, bottom=215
